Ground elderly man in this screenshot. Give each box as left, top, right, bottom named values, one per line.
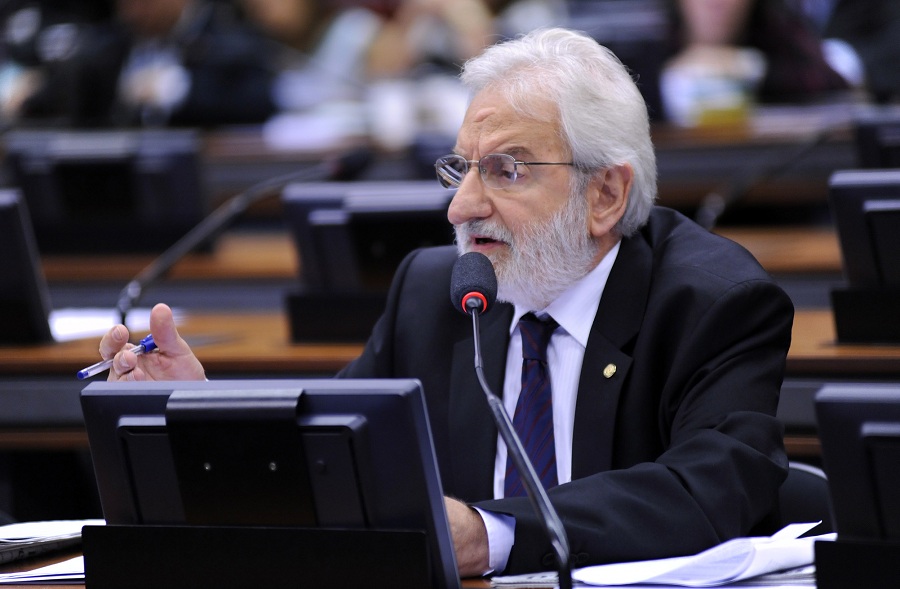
left=99, top=28, right=793, bottom=578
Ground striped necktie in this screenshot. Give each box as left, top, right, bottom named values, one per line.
left=505, top=313, right=559, bottom=497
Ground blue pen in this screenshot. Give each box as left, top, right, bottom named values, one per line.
left=76, top=334, right=157, bottom=380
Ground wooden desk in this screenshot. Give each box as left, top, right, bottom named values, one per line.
left=0, top=313, right=357, bottom=378
left=197, top=113, right=857, bottom=214
left=40, top=224, right=843, bottom=283
left=7, top=308, right=891, bottom=380
left=41, top=231, right=299, bottom=283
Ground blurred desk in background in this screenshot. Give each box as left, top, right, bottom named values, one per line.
left=41, top=231, right=298, bottom=283
left=40, top=224, right=843, bottom=284
left=198, top=110, right=857, bottom=219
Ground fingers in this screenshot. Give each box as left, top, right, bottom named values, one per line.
left=99, top=324, right=130, bottom=360
left=102, top=302, right=206, bottom=382
left=148, top=303, right=183, bottom=352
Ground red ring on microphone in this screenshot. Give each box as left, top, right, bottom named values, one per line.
left=460, top=292, right=488, bottom=313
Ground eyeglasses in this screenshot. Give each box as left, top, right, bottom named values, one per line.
left=434, top=153, right=575, bottom=189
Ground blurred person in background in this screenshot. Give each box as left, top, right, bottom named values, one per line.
left=791, top=0, right=900, bottom=103
left=660, top=0, right=852, bottom=125
left=239, top=0, right=380, bottom=113
left=15, top=0, right=276, bottom=127
left=365, top=0, right=565, bottom=80
left=0, top=1, right=111, bottom=124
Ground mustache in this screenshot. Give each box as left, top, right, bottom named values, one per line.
left=454, top=219, right=514, bottom=246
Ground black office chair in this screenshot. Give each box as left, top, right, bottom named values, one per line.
left=779, top=461, right=834, bottom=535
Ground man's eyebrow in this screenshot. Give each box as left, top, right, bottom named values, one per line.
left=450, top=145, right=534, bottom=158
left=505, top=146, right=533, bottom=159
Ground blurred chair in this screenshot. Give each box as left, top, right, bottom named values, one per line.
left=779, top=461, right=834, bottom=535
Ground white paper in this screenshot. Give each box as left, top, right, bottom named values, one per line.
left=0, top=556, right=84, bottom=584
left=49, top=308, right=153, bottom=342
left=49, top=307, right=183, bottom=342
left=492, top=523, right=830, bottom=588
left=0, top=520, right=104, bottom=541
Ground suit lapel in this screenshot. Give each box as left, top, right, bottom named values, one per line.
left=572, top=234, right=653, bottom=478
left=448, top=303, right=513, bottom=501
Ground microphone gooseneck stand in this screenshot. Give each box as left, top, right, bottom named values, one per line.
left=450, top=252, right=571, bottom=587
left=116, top=149, right=370, bottom=325
left=694, top=122, right=845, bottom=230
left=466, top=302, right=573, bottom=589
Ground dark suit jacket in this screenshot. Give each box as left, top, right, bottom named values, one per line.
left=339, top=206, right=793, bottom=574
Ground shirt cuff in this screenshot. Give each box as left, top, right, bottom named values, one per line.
left=473, top=507, right=515, bottom=575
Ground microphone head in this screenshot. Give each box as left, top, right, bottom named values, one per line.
left=450, top=252, right=497, bottom=315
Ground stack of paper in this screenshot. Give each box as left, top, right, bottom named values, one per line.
left=492, top=522, right=832, bottom=588
left=0, top=520, right=103, bottom=584
left=0, top=556, right=84, bottom=585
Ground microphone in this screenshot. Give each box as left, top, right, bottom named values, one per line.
left=450, top=251, right=497, bottom=315
left=116, top=148, right=372, bottom=324
left=450, top=253, right=573, bottom=589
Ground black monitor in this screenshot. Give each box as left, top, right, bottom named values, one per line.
left=855, top=111, right=900, bottom=169
left=281, top=181, right=455, bottom=342
left=80, top=379, right=459, bottom=589
left=3, top=129, right=207, bottom=253
left=281, top=180, right=455, bottom=291
left=816, top=384, right=900, bottom=540
left=828, top=169, right=900, bottom=343
left=829, top=169, right=900, bottom=288
left=0, top=189, right=54, bottom=344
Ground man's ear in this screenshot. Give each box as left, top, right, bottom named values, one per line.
left=587, top=163, right=633, bottom=238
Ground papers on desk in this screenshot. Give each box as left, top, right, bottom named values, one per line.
left=0, top=556, right=84, bottom=585
left=0, top=519, right=103, bottom=583
left=49, top=307, right=153, bottom=342
left=49, top=307, right=182, bottom=342
left=492, top=522, right=832, bottom=588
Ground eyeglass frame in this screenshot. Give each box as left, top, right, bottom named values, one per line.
left=434, top=153, right=575, bottom=189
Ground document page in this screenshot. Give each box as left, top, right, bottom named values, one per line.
left=492, top=522, right=830, bottom=588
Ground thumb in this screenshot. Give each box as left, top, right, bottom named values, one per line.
left=147, top=303, right=187, bottom=354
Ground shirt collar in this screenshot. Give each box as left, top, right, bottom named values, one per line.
left=510, top=240, right=621, bottom=347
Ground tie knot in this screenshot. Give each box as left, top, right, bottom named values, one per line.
left=519, top=313, right=558, bottom=362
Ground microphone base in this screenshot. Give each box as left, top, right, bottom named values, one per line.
left=285, top=289, right=386, bottom=343
left=830, top=287, right=900, bottom=344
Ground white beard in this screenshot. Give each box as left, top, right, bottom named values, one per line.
left=455, top=192, right=600, bottom=311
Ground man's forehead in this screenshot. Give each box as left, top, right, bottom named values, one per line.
left=456, top=92, right=561, bottom=155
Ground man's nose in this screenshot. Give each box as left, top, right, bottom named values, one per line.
left=447, top=169, right=491, bottom=225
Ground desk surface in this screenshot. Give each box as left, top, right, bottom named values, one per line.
left=3, top=308, right=895, bottom=378
left=39, top=225, right=843, bottom=283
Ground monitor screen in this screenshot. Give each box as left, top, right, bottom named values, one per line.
left=80, top=378, right=458, bottom=588
left=828, top=169, right=900, bottom=288
left=855, top=112, right=900, bottom=169
left=281, top=181, right=455, bottom=342
left=281, top=180, right=455, bottom=291
left=3, top=129, right=207, bottom=253
left=0, top=189, right=53, bottom=344
left=816, top=384, right=900, bottom=541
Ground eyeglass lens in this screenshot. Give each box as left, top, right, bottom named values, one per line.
left=435, top=154, right=518, bottom=189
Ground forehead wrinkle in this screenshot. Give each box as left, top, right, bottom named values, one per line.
left=458, top=91, right=564, bottom=158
